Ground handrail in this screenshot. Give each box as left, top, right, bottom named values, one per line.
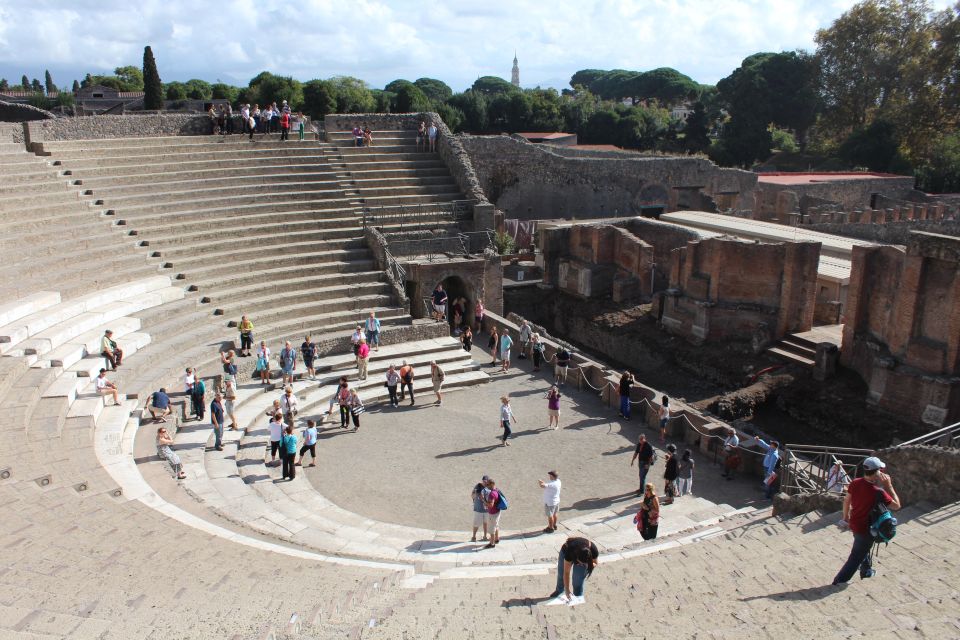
left=896, top=421, right=960, bottom=448
left=780, top=443, right=872, bottom=497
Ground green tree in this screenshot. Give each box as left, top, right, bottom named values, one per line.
left=447, top=91, right=489, bottom=131
left=329, top=76, right=374, bottom=112
left=27, top=93, right=51, bottom=109
left=629, top=67, right=700, bottom=104
left=436, top=103, right=465, bottom=132
left=55, top=91, right=75, bottom=108
left=683, top=101, right=711, bottom=153
left=71, top=79, right=80, bottom=93
left=114, top=65, right=144, bottom=91
left=837, top=119, right=908, bottom=172
left=561, top=85, right=597, bottom=133
left=165, top=82, right=187, bottom=100
left=211, top=82, right=239, bottom=103
left=0, top=79, right=8, bottom=91
left=370, top=89, right=393, bottom=112
left=470, top=76, right=517, bottom=95
left=302, top=79, right=337, bottom=118
left=569, top=69, right=607, bottom=90
left=392, top=83, right=431, bottom=112
left=525, top=88, right=565, bottom=131
left=44, top=70, right=54, bottom=94
left=915, top=131, right=960, bottom=192
left=21, top=75, right=29, bottom=90
left=771, top=127, right=799, bottom=152
left=81, top=74, right=92, bottom=89
left=31, top=78, right=43, bottom=93
left=414, top=77, right=452, bottom=103
left=142, top=46, right=163, bottom=109
left=184, top=79, right=212, bottom=100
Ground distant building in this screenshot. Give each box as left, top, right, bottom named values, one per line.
left=0, top=89, right=59, bottom=104
left=511, top=53, right=520, bottom=87
left=74, top=85, right=145, bottom=115
left=670, top=101, right=695, bottom=121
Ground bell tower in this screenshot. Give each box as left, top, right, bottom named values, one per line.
left=511, top=52, right=520, bottom=87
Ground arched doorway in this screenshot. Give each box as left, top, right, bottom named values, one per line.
left=438, top=275, right=473, bottom=332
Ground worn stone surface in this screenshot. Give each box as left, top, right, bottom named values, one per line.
left=877, top=445, right=960, bottom=506
left=0, top=99, right=56, bottom=122
left=808, top=219, right=960, bottom=245
left=25, top=113, right=214, bottom=142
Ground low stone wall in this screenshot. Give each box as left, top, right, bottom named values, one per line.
left=0, top=99, right=56, bottom=122
left=458, top=134, right=757, bottom=218
left=324, top=112, right=489, bottom=207
left=808, top=219, right=960, bottom=245
left=0, top=122, right=26, bottom=143
left=364, top=227, right=410, bottom=311
left=875, top=445, right=960, bottom=507
left=25, top=113, right=213, bottom=142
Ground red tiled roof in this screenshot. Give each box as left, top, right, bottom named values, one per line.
left=515, top=132, right=574, bottom=140
left=758, top=171, right=909, bottom=185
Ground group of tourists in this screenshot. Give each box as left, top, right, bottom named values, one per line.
left=209, top=101, right=309, bottom=141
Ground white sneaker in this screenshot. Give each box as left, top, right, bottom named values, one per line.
left=545, top=595, right=569, bottom=606
left=567, top=595, right=585, bottom=606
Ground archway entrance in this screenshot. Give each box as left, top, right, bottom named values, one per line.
left=439, top=275, right=473, bottom=332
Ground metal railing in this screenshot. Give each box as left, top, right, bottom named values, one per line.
left=896, top=421, right=960, bottom=448
left=361, top=199, right=475, bottom=232
left=386, top=230, right=495, bottom=262
left=779, top=444, right=873, bottom=497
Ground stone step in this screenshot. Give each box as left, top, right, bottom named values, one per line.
left=57, top=151, right=333, bottom=173
left=65, top=333, right=152, bottom=378
left=0, top=179, right=73, bottom=197
left=225, top=307, right=412, bottom=351
left=189, top=258, right=376, bottom=292
left=178, top=248, right=374, bottom=284
left=38, top=317, right=142, bottom=369
left=213, top=286, right=394, bottom=319
left=95, top=178, right=345, bottom=205
left=0, top=189, right=89, bottom=210
left=40, top=372, right=83, bottom=402
left=0, top=291, right=60, bottom=328
left=43, top=140, right=327, bottom=159
left=199, top=270, right=386, bottom=306
left=135, top=216, right=363, bottom=246
left=105, top=191, right=358, bottom=218
left=0, top=197, right=98, bottom=218
left=767, top=346, right=815, bottom=368
left=67, top=159, right=338, bottom=180
left=151, top=232, right=366, bottom=261
left=80, top=170, right=344, bottom=195
left=52, top=146, right=337, bottom=167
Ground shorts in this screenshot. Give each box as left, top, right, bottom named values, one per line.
left=303, top=357, right=314, bottom=369
left=544, top=504, right=559, bottom=517
left=548, top=408, right=559, bottom=417
left=432, top=380, right=443, bottom=393
left=149, top=404, right=168, bottom=413
left=281, top=364, right=294, bottom=375
left=500, top=349, right=511, bottom=360
left=485, top=511, right=501, bottom=530
left=224, top=399, right=235, bottom=415
left=433, top=303, right=446, bottom=315
left=555, top=364, right=567, bottom=377
left=473, top=511, right=486, bottom=528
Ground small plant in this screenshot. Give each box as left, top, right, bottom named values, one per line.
left=493, top=230, right=516, bottom=255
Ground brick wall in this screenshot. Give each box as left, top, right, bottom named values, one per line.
left=25, top=113, right=214, bottom=142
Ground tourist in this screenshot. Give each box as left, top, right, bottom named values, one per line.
left=417, top=121, right=426, bottom=152
left=470, top=475, right=490, bottom=542
left=95, top=368, right=120, bottom=405
left=281, top=425, right=298, bottom=480
left=461, top=325, right=473, bottom=352
left=268, top=412, right=284, bottom=464
left=252, top=104, right=260, bottom=132
left=630, top=434, right=655, bottom=494
left=677, top=449, right=695, bottom=496
left=385, top=364, right=400, bottom=407
left=280, top=385, right=299, bottom=428
left=260, top=104, right=273, bottom=134
left=352, top=124, right=363, bottom=147
left=554, top=346, right=571, bottom=385
left=474, top=298, right=485, bottom=333
left=636, top=483, right=660, bottom=540
left=363, top=125, right=373, bottom=147
left=546, top=385, right=561, bottom=430
left=662, top=444, right=678, bottom=505
left=270, top=102, right=280, bottom=133
left=531, top=333, right=545, bottom=371
left=100, top=329, right=122, bottom=370
left=832, top=457, right=900, bottom=584
left=356, top=337, right=370, bottom=380
left=431, top=360, right=445, bottom=405
left=156, top=427, right=186, bottom=480
left=431, top=283, right=447, bottom=322
left=658, top=396, right=671, bottom=442
left=148, top=387, right=171, bottom=422
left=335, top=380, right=352, bottom=428
left=281, top=100, right=291, bottom=115
left=223, top=379, right=238, bottom=430
left=216, top=105, right=226, bottom=136
left=278, top=340, right=297, bottom=386
left=189, top=369, right=205, bottom=421
left=827, top=461, right=851, bottom=493
left=348, top=388, right=365, bottom=430
left=350, top=324, right=366, bottom=358
left=618, top=371, right=634, bottom=420
left=256, top=341, right=271, bottom=384
left=208, top=104, right=217, bottom=134
left=365, top=311, right=381, bottom=351
left=296, top=419, right=318, bottom=467
left=220, top=349, right=237, bottom=391
left=427, top=121, right=438, bottom=152
left=755, top=437, right=781, bottom=499
left=247, top=111, right=256, bottom=139
left=451, top=297, right=464, bottom=329
left=518, top=320, right=532, bottom=360
left=499, top=328, right=513, bottom=373
left=297, top=112, right=306, bottom=140
left=721, top=427, right=740, bottom=481
left=210, top=392, right=224, bottom=451
left=399, top=360, right=414, bottom=405
left=549, top=537, right=599, bottom=604
left=483, top=478, right=502, bottom=548
left=225, top=103, right=234, bottom=134
left=238, top=315, right=254, bottom=357
left=279, top=109, right=290, bottom=141
left=184, top=367, right=196, bottom=394
left=488, top=326, right=499, bottom=366
left=499, top=395, right=517, bottom=446
left=301, top=335, right=317, bottom=381
left=539, top=471, right=562, bottom=533
left=265, top=399, right=282, bottom=420
left=240, top=103, right=250, bottom=135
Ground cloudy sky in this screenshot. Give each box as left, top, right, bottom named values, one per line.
left=0, top=0, right=954, bottom=92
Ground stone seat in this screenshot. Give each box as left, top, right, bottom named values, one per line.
left=224, top=304, right=408, bottom=344
left=187, top=256, right=376, bottom=290
left=77, top=168, right=343, bottom=193
left=352, top=191, right=465, bottom=208
left=136, top=216, right=362, bottom=248
left=38, top=315, right=141, bottom=369
left=103, top=189, right=355, bottom=217
left=198, top=269, right=386, bottom=306
left=0, top=197, right=97, bottom=219
left=50, top=144, right=333, bottom=165
left=110, top=196, right=359, bottom=222
left=178, top=247, right=374, bottom=283
left=56, top=149, right=333, bottom=172
left=212, top=287, right=394, bottom=319
left=0, top=178, right=73, bottom=197
left=95, top=177, right=345, bottom=204
left=39, top=139, right=324, bottom=159
left=327, top=130, right=419, bottom=142
left=67, top=158, right=337, bottom=180
left=149, top=230, right=366, bottom=261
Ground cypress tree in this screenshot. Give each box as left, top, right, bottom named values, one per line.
left=21, top=75, right=29, bottom=90
left=0, top=79, right=8, bottom=91
left=44, top=70, right=54, bottom=94
left=142, top=46, right=163, bottom=110
left=72, top=79, right=80, bottom=93
left=31, top=78, right=43, bottom=94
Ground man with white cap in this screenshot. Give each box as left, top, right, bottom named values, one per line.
left=832, top=456, right=901, bottom=584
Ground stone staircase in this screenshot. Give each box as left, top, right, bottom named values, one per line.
left=767, top=332, right=817, bottom=368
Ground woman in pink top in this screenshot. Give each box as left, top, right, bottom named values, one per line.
left=356, top=338, right=370, bottom=380
left=546, top=385, right=562, bottom=430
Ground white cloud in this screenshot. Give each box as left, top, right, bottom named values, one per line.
left=0, top=0, right=954, bottom=92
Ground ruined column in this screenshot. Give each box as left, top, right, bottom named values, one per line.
left=888, top=207, right=899, bottom=222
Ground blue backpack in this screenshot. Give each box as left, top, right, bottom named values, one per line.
left=868, top=490, right=897, bottom=543
left=496, top=490, right=508, bottom=511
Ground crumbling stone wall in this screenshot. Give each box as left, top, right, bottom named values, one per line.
left=0, top=122, right=25, bottom=143
left=842, top=231, right=960, bottom=426
left=659, top=236, right=821, bottom=345
left=756, top=175, right=916, bottom=218
left=876, top=445, right=960, bottom=506
left=808, top=220, right=960, bottom=245
left=25, top=113, right=213, bottom=142
left=551, top=224, right=654, bottom=302
left=402, top=256, right=503, bottom=321
left=458, top=134, right=756, bottom=219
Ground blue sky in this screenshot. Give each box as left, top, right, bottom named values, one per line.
left=0, top=0, right=954, bottom=92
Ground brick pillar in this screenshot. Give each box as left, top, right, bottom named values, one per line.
left=888, top=207, right=899, bottom=222
left=876, top=209, right=887, bottom=224
left=840, top=246, right=874, bottom=367
left=905, top=205, right=916, bottom=221
left=888, top=253, right=924, bottom=356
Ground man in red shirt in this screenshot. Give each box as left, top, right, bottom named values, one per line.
left=832, top=456, right=901, bottom=584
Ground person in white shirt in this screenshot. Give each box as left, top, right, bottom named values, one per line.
left=539, top=471, right=562, bottom=533
left=260, top=105, right=273, bottom=135
left=427, top=123, right=438, bottom=151
left=721, top=427, right=740, bottom=480
left=267, top=412, right=284, bottom=464
left=296, top=419, right=318, bottom=467
left=280, top=386, right=299, bottom=428
left=95, top=368, right=120, bottom=405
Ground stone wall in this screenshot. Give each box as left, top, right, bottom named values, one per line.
left=875, top=445, right=960, bottom=506
left=546, top=224, right=653, bottom=302
left=402, top=255, right=503, bottom=322
left=364, top=227, right=409, bottom=312
left=0, top=99, right=56, bottom=122
left=659, top=236, right=821, bottom=345
left=755, top=174, right=917, bottom=219
left=458, top=134, right=757, bottom=219
left=807, top=219, right=960, bottom=245
left=0, top=122, right=26, bottom=143
left=841, top=232, right=960, bottom=426
left=25, top=113, right=214, bottom=142
left=324, top=112, right=489, bottom=207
